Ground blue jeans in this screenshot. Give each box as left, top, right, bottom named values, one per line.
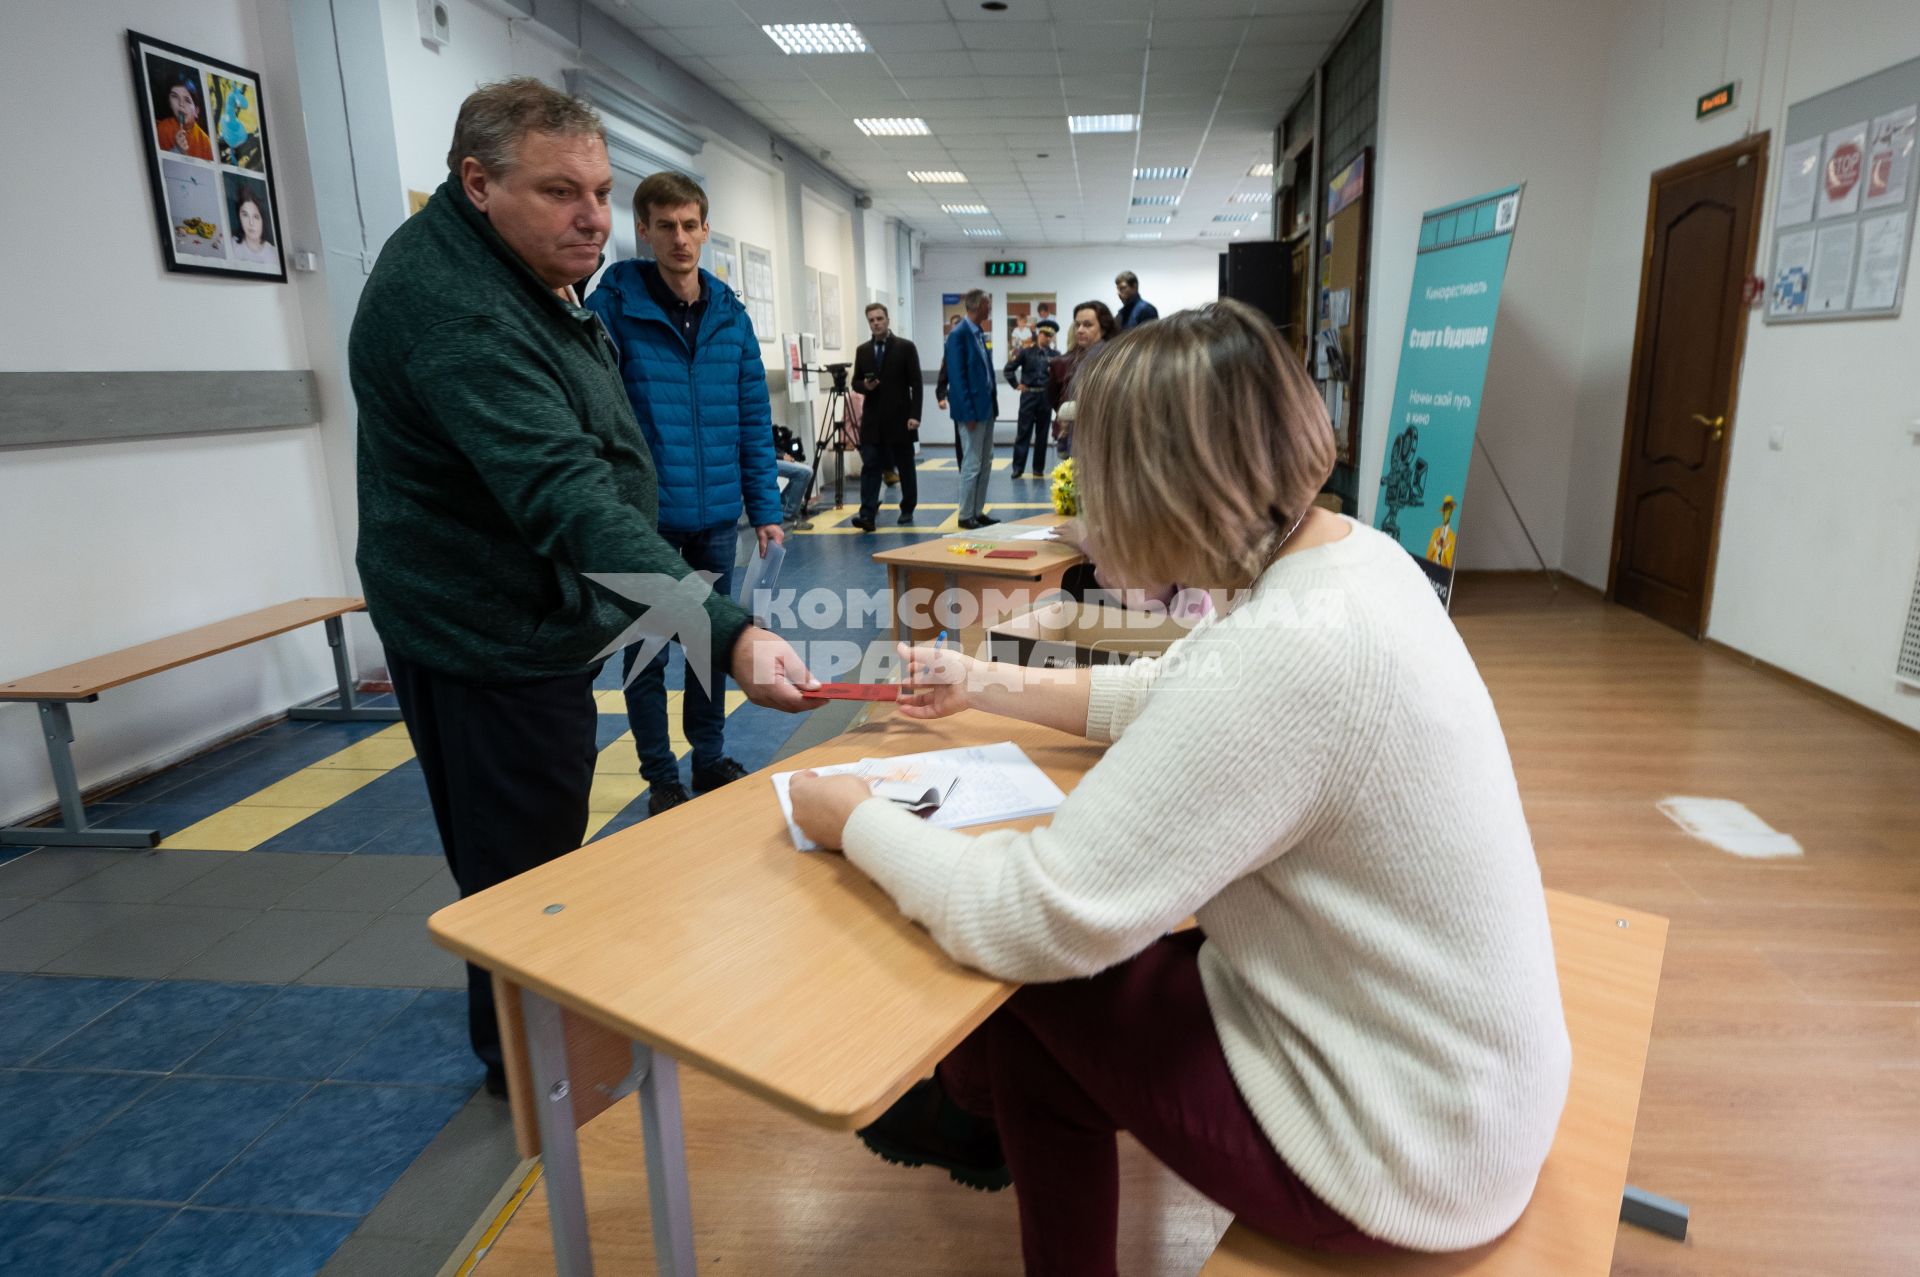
left=776, top=458, right=811, bottom=523
left=620, top=523, right=737, bottom=784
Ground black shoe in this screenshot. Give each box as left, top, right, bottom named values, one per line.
left=897, top=512, right=915, bottom=525
left=1011, top=469, right=1025, bottom=479
left=851, top=515, right=877, bottom=532
left=857, top=1078, right=1011, bottom=1192
left=691, top=756, right=750, bottom=793
left=484, top=1065, right=508, bottom=1099
left=957, top=516, right=981, bottom=530
left=647, top=780, right=693, bottom=815
left=973, top=514, right=999, bottom=527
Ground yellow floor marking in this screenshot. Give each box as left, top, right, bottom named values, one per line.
left=159, top=805, right=322, bottom=852
left=454, top=1159, right=544, bottom=1276
left=239, top=768, right=391, bottom=809
left=311, top=726, right=416, bottom=770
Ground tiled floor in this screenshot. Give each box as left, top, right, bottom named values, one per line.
left=0, top=457, right=1026, bottom=1274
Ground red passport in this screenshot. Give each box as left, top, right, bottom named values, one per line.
left=984, top=548, right=1039, bottom=559
left=801, top=683, right=902, bottom=702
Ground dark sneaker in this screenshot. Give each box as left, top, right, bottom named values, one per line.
left=691, top=756, right=751, bottom=793
left=647, top=780, right=693, bottom=816
left=484, top=1065, right=508, bottom=1099
left=1011, top=469, right=1025, bottom=479
left=973, top=514, right=999, bottom=527
left=857, top=1078, right=1011, bottom=1192
left=957, top=516, right=981, bottom=530
left=897, top=512, right=915, bottom=525
left=851, top=515, right=877, bottom=532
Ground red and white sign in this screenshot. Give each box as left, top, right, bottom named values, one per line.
left=1817, top=122, right=1869, bottom=219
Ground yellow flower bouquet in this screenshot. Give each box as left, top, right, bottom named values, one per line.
left=1050, top=458, right=1076, bottom=517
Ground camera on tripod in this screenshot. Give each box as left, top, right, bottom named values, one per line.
left=806, top=362, right=854, bottom=394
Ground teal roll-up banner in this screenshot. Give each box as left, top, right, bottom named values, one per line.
left=1374, top=185, right=1523, bottom=607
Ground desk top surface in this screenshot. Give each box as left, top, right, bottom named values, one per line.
left=870, top=513, right=1085, bottom=576
left=0, top=598, right=365, bottom=702
left=429, top=708, right=1101, bottom=1130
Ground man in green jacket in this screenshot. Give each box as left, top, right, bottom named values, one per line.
left=350, top=78, right=817, bottom=1092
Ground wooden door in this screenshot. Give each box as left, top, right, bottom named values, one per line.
left=1609, top=135, right=1767, bottom=636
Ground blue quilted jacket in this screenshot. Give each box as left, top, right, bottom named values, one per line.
left=586, top=260, right=782, bottom=532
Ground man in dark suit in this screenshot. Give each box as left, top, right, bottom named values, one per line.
left=850, top=302, right=923, bottom=530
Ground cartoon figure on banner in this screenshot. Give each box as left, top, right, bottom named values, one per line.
left=1378, top=422, right=1428, bottom=541
left=1426, top=494, right=1457, bottom=569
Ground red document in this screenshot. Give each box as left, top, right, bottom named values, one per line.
left=801, top=683, right=902, bottom=702
left=984, top=548, right=1039, bottom=559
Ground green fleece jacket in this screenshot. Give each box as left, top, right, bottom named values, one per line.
left=350, top=179, right=749, bottom=682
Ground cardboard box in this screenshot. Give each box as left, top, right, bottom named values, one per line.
left=987, top=600, right=1194, bottom=669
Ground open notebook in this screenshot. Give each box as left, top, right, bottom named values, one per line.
left=770, top=741, right=1067, bottom=852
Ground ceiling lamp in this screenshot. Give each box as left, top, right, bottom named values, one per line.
left=1069, top=114, right=1137, bottom=133
left=854, top=117, right=930, bottom=136
left=907, top=170, right=968, bottom=183
left=1133, top=165, right=1189, bottom=181
left=941, top=203, right=991, bottom=215
left=763, top=23, right=870, bottom=54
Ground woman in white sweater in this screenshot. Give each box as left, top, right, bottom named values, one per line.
left=787, top=300, right=1570, bottom=1275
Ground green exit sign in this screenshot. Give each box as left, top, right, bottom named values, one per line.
left=985, top=260, right=1027, bottom=277
left=1696, top=81, right=1737, bottom=120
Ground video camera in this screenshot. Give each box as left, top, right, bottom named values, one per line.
left=805, top=362, right=854, bottom=394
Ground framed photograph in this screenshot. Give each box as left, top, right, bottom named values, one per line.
left=128, top=30, right=287, bottom=281
left=741, top=242, right=776, bottom=342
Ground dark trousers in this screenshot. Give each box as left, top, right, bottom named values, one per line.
left=621, top=523, right=737, bottom=784
left=859, top=423, right=917, bottom=521
left=1014, top=391, right=1050, bottom=475
left=388, top=649, right=600, bottom=1074
left=936, top=932, right=1394, bottom=1276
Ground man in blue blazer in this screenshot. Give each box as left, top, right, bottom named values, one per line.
left=586, top=172, right=783, bottom=814
left=944, top=289, right=999, bottom=528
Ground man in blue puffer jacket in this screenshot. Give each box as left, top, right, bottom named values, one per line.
left=587, top=171, right=784, bottom=814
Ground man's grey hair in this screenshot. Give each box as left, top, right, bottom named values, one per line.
left=446, top=77, right=605, bottom=177
left=1115, top=270, right=1139, bottom=288
left=963, top=288, right=990, bottom=312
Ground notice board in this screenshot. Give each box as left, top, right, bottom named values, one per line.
left=1766, top=53, right=1920, bottom=322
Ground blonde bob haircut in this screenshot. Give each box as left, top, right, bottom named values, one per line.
left=1072, top=298, right=1336, bottom=591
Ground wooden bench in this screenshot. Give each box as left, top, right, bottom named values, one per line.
left=0, top=597, right=397, bottom=849
left=1200, top=891, right=1681, bottom=1277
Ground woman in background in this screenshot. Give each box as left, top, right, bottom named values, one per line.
left=1046, top=299, right=1116, bottom=458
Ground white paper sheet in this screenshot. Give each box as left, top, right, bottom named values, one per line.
left=1769, top=228, right=1816, bottom=316
left=1809, top=223, right=1858, bottom=313
left=1853, top=211, right=1908, bottom=311
left=1775, top=136, right=1822, bottom=227
left=771, top=741, right=1066, bottom=852
left=1816, top=121, right=1870, bottom=219
left=1862, top=105, right=1918, bottom=211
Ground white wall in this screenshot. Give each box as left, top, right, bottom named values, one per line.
left=1361, top=0, right=1613, bottom=570
left=801, top=187, right=859, bottom=361
left=912, top=242, right=1227, bottom=439
left=0, top=0, right=347, bottom=823
left=379, top=0, right=575, bottom=206
left=1560, top=0, right=1920, bottom=730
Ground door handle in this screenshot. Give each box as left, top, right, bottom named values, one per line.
left=1690, top=412, right=1726, bottom=442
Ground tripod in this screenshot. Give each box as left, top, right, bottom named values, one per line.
left=807, top=378, right=856, bottom=510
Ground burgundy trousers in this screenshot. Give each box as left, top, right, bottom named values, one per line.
left=935, top=931, right=1396, bottom=1277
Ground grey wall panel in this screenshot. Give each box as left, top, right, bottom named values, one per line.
left=0, top=371, right=321, bottom=448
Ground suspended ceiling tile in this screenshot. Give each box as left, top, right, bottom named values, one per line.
left=1048, top=20, right=1152, bottom=51
left=860, top=21, right=967, bottom=52
left=671, top=25, right=793, bottom=57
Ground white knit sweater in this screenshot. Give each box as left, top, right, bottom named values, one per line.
left=844, top=519, right=1570, bottom=1251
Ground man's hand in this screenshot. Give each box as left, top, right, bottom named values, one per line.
left=907, top=418, right=920, bottom=433
left=755, top=523, right=785, bottom=556
left=936, top=398, right=947, bottom=411
left=787, top=771, right=876, bottom=851
left=730, top=625, right=819, bottom=711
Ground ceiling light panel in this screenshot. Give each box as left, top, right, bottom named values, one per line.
left=1133, top=165, right=1189, bottom=181
left=1128, top=215, right=1171, bottom=224
left=1247, top=161, right=1275, bottom=177
left=941, top=203, right=991, bottom=215
left=1131, top=195, right=1179, bottom=206
left=763, top=23, right=871, bottom=55
left=1228, top=191, right=1271, bottom=204
left=1126, top=232, right=1163, bottom=240
left=963, top=227, right=1004, bottom=237
left=908, top=170, right=968, bottom=183
left=1069, top=114, right=1138, bottom=133
left=1213, top=212, right=1258, bottom=222
left=854, top=117, right=930, bottom=136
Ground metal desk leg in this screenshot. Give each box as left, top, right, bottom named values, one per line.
left=633, top=1043, right=698, bottom=1276
left=288, top=616, right=400, bottom=723
left=1621, top=1184, right=1690, bottom=1240
left=522, top=992, right=595, bottom=1277
left=0, top=701, right=159, bottom=848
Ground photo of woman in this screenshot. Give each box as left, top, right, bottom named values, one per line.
left=224, top=174, right=279, bottom=271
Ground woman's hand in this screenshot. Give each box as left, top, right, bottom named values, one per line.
left=896, top=642, right=975, bottom=720
left=788, top=771, right=877, bottom=851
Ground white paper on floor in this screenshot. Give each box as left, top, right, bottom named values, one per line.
left=1656, top=796, right=1803, bottom=859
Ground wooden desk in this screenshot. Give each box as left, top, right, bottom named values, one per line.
left=431, top=707, right=1672, bottom=1277
left=429, top=709, right=1101, bottom=1276
left=870, top=514, right=1085, bottom=654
